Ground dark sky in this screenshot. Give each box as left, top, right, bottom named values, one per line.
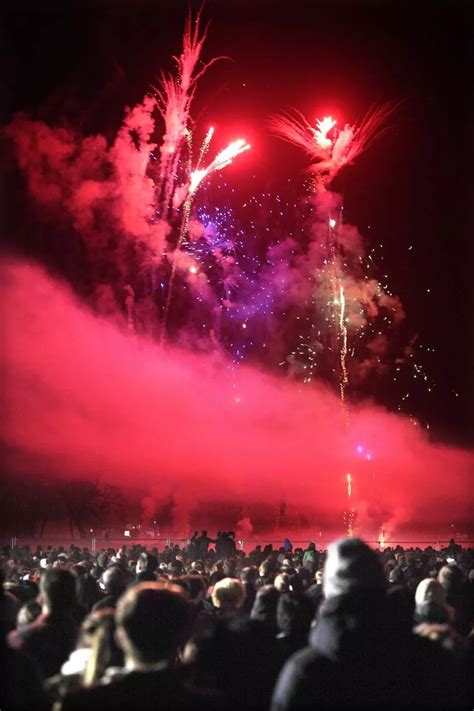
left=2, top=0, right=473, bottom=443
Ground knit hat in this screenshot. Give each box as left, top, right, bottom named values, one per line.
left=323, top=538, right=386, bottom=599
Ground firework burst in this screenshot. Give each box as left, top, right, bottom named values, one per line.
left=153, top=10, right=225, bottom=215
left=270, top=103, right=396, bottom=190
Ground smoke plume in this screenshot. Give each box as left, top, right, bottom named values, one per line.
left=2, top=256, right=472, bottom=538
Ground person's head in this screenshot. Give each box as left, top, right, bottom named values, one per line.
left=240, top=566, right=258, bottom=585
left=136, top=552, right=158, bottom=577
left=274, top=573, right=291, bottom=593
left=40, top=568, right=77, bottom=615
left=437, top=564, right=463, bottom=605
left=414, top=578, right=448, bottom=624
left=168, top=561, right=183, bottom=577
left=116, top=582, right=190, bottom=666
left=75, top=573, right=100, bottom=612
left=323, top=538, right=386, bottom=600
left=223, top=559, right=236, bottom=577
left=17, top=599, right=42, bottom=627
left=258, top=560, right=274, bottom=579
left=388, top=566, right=404, bottom=584
left=101, top=565, right=127, bottom=597
left=182, top=575, right=207, bottom=602
left=277, top=592, right=314, bottom=639
left=250, top=585, right=280, bottom=632
left=211, top=578, right=245, bottom=610
left=79, top=609, right=123, bottom=685
left=71, top=564, right=87, bottom=578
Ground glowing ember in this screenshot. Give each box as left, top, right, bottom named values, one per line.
left=346, top=472, right=352, bottom=499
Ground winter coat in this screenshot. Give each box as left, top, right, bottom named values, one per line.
left=272, top=590, right=462, bottom=710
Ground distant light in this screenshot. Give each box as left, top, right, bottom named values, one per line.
left=329, top=218, right=336, bottom=228
left=189, top=265, right=198, bottom=274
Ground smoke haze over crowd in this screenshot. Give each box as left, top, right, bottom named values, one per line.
left=2, top=257, right=472, bottom=537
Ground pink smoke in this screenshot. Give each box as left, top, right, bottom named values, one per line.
left=5, top=96, right=165, bottom=255
left=2, top=256, right=472, bottom=538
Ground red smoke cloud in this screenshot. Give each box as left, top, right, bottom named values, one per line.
left=5, top=97, right=168, bottom=256
left=2, top=256, right=472, bottom=539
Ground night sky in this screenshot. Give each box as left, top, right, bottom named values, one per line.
left=3, top=0, right=473, bottom=444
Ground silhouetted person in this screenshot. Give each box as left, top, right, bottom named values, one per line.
left=250, top=584, right=280, bottom=635
left=240, top=566, right=258, bottom=614
left=211, top=578, right=245, bottom=620
left=275, top=592, right=314, bottom=664
left=196, top=531, right=215, bottom=558
left=61, top=582, right=218, bottom=711
left=135, top=552, right=158, bottom=583
left=8, top=568, right=79, bottom=679
left=1, top=571, right=49, bottom=710
left=93, top=565, right=127, bottom=611
left=272, top=538, right=459, bottom=711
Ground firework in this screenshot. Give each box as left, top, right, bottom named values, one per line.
left=160, top=133, right=250, bottom=343
left=271, top=105, right=397, bottom=535
left=196, top=126, right=215, bottom=172
left=270, top=103, right=396, bottom=191
left=189, top=139, right=251, bottom=195
left=338, top=283, right=349, bottom=405
left=153, top=10, right=225, bottom=216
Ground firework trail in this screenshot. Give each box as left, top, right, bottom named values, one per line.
left=325, top=210, right=350, bottom=414
left=160, top=133, right=250, bottom=343
left=343, top=472, right=356, bottom=536
left=272, top=104, right=396, bottom=535
left=153, top=10, right=224, bottom=217
left=189, top=138, right=251, bottom=195
left=338, top=283, right=349, bottom=405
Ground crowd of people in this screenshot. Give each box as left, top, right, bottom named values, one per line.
left=1, top=533, right=473, bottom=710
